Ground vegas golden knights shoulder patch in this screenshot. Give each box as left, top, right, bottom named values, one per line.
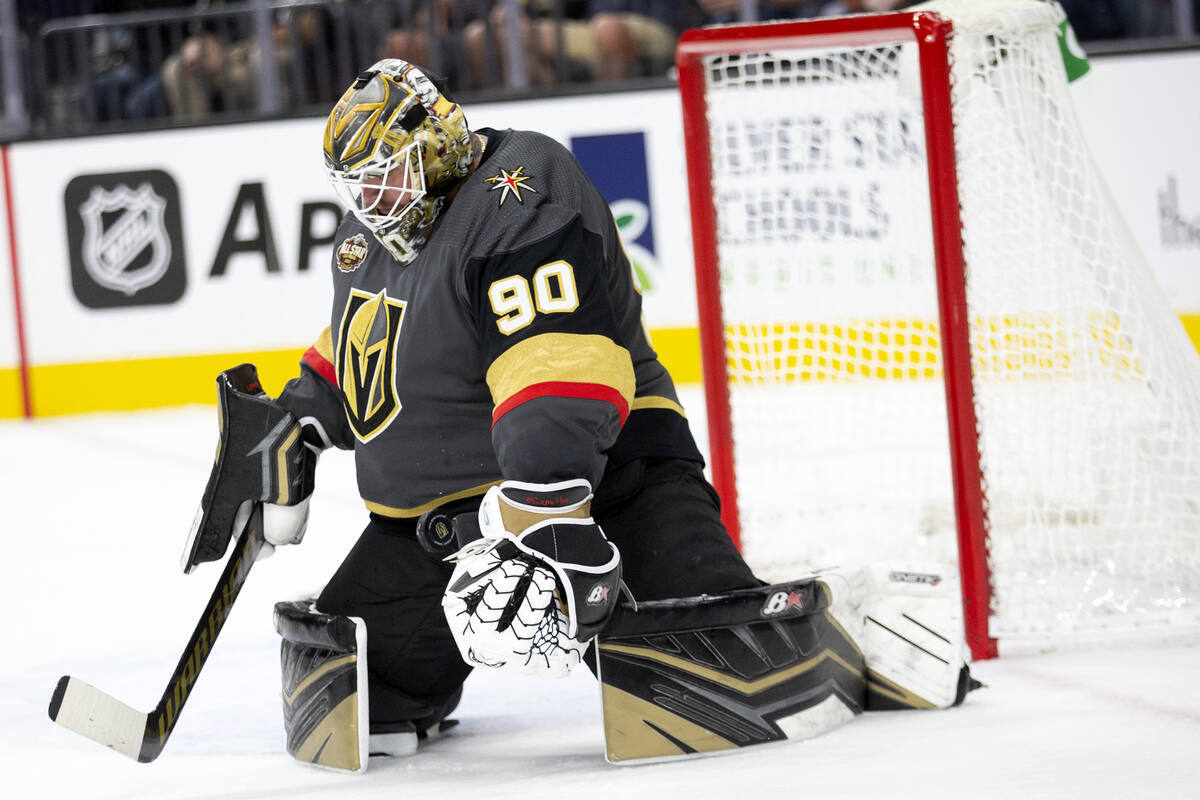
left=485, top=166, right=537, bottom=205
left=596, top=580, right=866, bottom=764
left=275, top=601, right=369, bottom=773
left=336, top=288, right=407, bottom=443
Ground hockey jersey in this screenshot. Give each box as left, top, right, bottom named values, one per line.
left=278, top=127, right=701, bottom=518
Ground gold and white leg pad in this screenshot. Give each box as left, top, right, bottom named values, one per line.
left=845, top=563, right=975, bottom=710
left=596, top=579, right=867, bottom=764
left=274, top=600, right=372, bottom=773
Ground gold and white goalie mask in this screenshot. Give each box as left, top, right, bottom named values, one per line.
left=323, top=59, right=474, bottom=264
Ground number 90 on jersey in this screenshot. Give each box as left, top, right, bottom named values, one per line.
left=488, top=260, right=579, bottom=335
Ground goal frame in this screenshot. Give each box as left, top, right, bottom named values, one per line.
left=676, top=12, right=997, bottom=660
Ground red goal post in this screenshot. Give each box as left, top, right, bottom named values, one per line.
left=676, top=4, right=1200, bottom=661
left=677, top=12, right=995, bottom=660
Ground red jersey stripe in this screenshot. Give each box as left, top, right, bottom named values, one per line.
left=303, top=346, right=339, bottom=387
left=492, top=381, right=630, bottom=427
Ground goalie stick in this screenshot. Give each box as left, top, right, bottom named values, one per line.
left=47, top=503, right=266, bottom=762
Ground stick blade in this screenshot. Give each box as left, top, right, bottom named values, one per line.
left=49, top=675, right=149, bottom=761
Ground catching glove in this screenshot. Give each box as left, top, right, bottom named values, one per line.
left=441, top=479, right=621, bottom=677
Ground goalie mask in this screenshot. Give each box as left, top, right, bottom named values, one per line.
left=323, top=59, right=475, bottom=264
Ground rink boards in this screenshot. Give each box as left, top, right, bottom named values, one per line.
left=1, top=49, right=1199, bottom=417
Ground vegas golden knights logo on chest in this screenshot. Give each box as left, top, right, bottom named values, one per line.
left=336, top=288, right=407, bottom=442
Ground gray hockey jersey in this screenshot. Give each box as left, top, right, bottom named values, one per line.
left=278, top=127, right=700, bottom=518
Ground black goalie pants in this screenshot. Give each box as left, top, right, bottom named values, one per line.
left=315, top=457, right=760, bottom=731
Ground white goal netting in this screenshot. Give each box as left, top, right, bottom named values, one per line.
left=695, top=0, right=1200, bottom=651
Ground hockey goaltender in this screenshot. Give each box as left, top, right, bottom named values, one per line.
left=55, top=59, right=978, bottom=771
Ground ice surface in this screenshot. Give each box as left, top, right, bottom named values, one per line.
left=2, top=398, right=1198, bottom=799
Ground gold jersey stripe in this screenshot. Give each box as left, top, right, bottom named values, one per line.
left=485, top=333, right=635, bottom=411
left=630, top=395, right=686, bottom=417
left=364, top=481, right=498, bottom=518
left=312, top=326, right=335, bottom=363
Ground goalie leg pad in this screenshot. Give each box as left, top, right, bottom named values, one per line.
left=848, top=563, right=982, bottom=711
left=275, top=600, right=370, bottom=773
left=596, top=579, right=866, bottom=764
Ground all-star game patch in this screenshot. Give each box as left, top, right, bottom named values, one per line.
left=337, top=233, right=368, bottom=272
left=486, top=166, right=537, bottom=205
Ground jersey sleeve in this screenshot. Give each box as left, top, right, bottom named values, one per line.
left=275, top=327, right=354, bottom=451
left=465, top=212, right=635, bottom=488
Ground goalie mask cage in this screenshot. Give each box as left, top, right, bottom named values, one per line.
left=677, top=0, right=1200, bottom=659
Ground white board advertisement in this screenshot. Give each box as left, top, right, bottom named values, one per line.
left=1, top=49, right=1198, bottom=415
left=1072, top=50, right=1200, bottom=310
left=4, top=90, right=694, bottom=372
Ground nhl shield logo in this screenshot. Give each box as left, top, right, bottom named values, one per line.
left=65, top=170, right=186, bottom=308
left=80, top=184, right=172, bottom=295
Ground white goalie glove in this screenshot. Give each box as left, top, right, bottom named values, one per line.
left=441, top=479, right=622, bottom=677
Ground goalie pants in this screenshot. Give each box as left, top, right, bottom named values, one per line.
left=315, top=456, right=760, bottom=731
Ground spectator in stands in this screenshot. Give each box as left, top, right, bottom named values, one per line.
left=87, top=2, right=223, bottom=122
left=695, top=0, right=819, bottom=23
left=1127, top=0, right=1174, bottom=36
left=160, top=31, right=230, bottom=121
left=16, top=0, right=96, bottom=39
left=463, top=0, right=588, bottom=88
left=157, top=7, right=343, bottom=122
left=813, top=0, right=909, bottom=17
left=263, top=6, right=345, bottom=108
left=377, top=0, right=484, bottom=91
left=89, top=25, right=155, bottom=121
left=462, top=0, right=692, bottom=89
left=1058, top=0, right=1127, bottom=40
left=585, top=1, right=689, bottom=81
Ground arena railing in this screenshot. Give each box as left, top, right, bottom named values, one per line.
left=0, top=0, right=1197, bottom=144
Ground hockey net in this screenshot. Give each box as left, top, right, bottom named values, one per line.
left=677, top=0, right=1200, bottom=656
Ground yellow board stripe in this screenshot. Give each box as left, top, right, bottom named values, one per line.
left=1181, top=314, right=1200, bottom=350
left=646, top=326, right=702, bottom=384
left=0, top=347, right=307, bottom=418
left=485, top=332, right=635, bottom=410
left=3, top=316, right=1199, bottom=419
